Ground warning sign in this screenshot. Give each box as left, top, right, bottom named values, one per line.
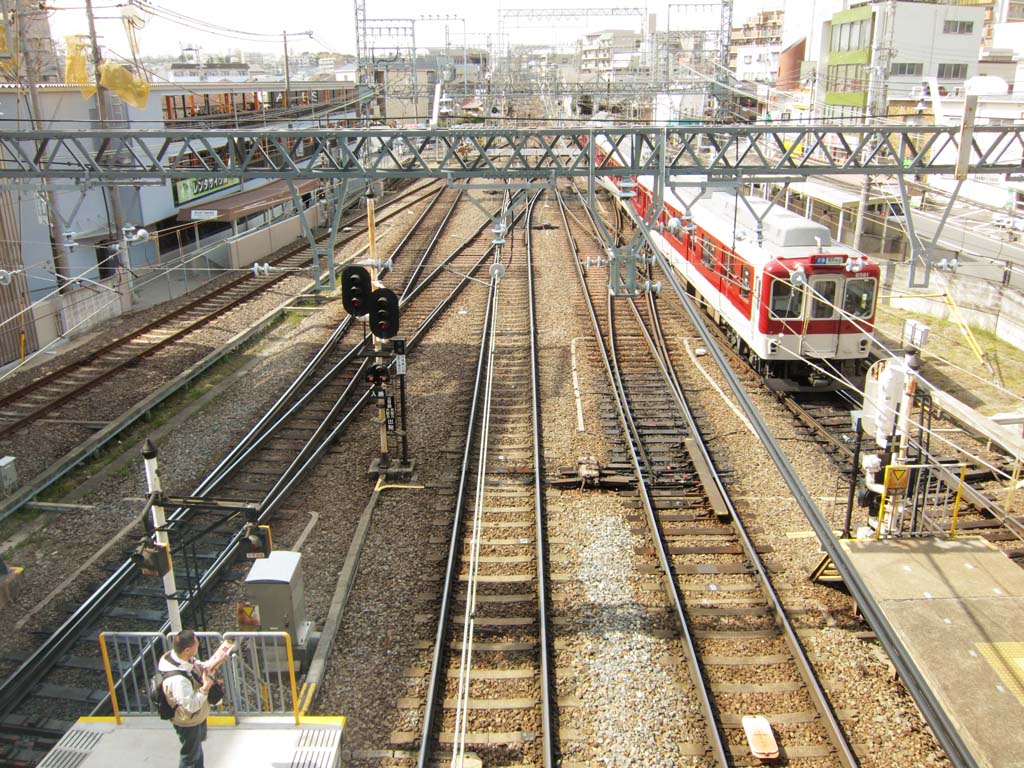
left=236, top=602, right=261, bottom=630
left=884, top=465, right=910, bottom=492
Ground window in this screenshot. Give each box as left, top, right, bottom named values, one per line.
left=743, top=55, right=752, bottom=65
left=811, top=279, right=837, bottom=319
left=844, top=278, right=876, bottom=318
left=740, top=266, right=752, bottom=300
left=769, top=278, right=803, bottom=319
left=937, top=63, right=968, bottom=79
left=890, top=62, right=923, bottom=77
left=701, top=237, right=716, bottom=269
left=943, top=20, right=973, bottom=34
left=827, top=64, right=866, bottom=93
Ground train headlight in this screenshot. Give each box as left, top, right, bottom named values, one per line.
left=768, top=339, right=780, bottom=355
left=790, top=266, right=807, bottom=287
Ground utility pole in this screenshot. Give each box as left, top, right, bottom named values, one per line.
left=855, top=0, right=895, bottom=252
left=282, top=31, right=291, bottom=110
left=15, top=0, right=71, bottom=307
left=84, top=0, right=131, bottom=306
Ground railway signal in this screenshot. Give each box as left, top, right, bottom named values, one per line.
left=242, top=522, right=272, bottom=559
left=131, top=539, right=171, bottom=577
left=369, top=288, right=400, bottom=339
left=342, top=265, right=371, bottom=317
left=366, top=364, right=391, bottom=386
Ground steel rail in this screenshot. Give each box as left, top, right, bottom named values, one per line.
left=565, top=191, right=733, bottom=768
left=0, top=179, right=436, bottom=409
left=194, top=186, right=469, bottom=486
left=558, top=183, right=730, bottom=767
left=639, top=291, right=860, bottom=767
left=651, top=249, right=979, bottom=767
left=0, top=187, right=509, bottom=723
left=164, top=200, right=526, bottom=662
left=416, top=192, right=537, bottom=767
left=525, top=192, right=556, bottom=767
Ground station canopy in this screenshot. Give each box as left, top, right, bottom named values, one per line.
left=177, top=180, right=320, bottom=223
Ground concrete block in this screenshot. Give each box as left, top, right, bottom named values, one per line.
left=0, top=566, right=24, bottom=610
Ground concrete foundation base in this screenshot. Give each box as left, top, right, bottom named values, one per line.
left=0, top=566, right=24, bottom=609
left=367, top=457, right=417, bottom=484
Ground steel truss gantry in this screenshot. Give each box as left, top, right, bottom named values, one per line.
left=2, top=125, right=1020, bottom=182
left=2, top=124, right=1021, bottom=294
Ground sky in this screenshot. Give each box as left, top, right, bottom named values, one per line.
left=46, top=0, right=779, bottom=61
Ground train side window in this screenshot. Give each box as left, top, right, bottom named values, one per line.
left=769, top=277, right=802, bottom=318
left=811, top=279, right=838, bottom=318
left=701, top=237, right=716, bottom=269
left=740, top=266, right=752, bottom=300
left=844, top=278, right=876, bottom=318
left=722, top=250, right=734, bottom=276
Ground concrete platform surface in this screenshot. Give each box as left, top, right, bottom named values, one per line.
left=37, top=714, right=344, bottom=768
left=842, top=536, right=1024, bottom=768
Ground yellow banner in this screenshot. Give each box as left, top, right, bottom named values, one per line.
left=1, top=14, right=17, bottom=74
left=64, top=36, right=96, bottom=100
left=99, top=60, right=149, bottom=109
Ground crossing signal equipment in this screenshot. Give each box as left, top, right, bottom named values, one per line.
left=242, top=522, right=272, bottom=559
left=131, top=539, right=171, bottom=576
left=342, top=266, right=371, bottom=317
left=369, top=288, right=400, bottom=339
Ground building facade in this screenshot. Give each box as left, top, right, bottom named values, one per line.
left=822, top=1, right=985, bottom=120
left=579, top=30, right=641, bottom=76
left=728, top=9, right=784, bottom=84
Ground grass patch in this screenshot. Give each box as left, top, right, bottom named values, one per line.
left=875, top=304, right=1024, bottom=415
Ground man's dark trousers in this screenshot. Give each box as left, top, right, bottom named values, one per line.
left=173, top=721, right=207, bottom=768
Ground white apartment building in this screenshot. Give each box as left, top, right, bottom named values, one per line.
left=579, top=30, right=641, bottom=75
left=729, top=9, right=783, bottom=84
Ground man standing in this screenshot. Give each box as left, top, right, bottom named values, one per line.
left=159, top=630, right=215, bottom=768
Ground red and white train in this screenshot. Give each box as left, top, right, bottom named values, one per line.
left=592, top=134, right=880, bottom=389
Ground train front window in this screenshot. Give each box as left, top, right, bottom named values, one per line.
left=769, top=278, right=802, bottom=319
left=811, top=279, right=838, bottom=319
left=844, top=278, right=876, bottom=318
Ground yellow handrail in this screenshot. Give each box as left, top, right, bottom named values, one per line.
left=97, top=633, right=122, bottom=724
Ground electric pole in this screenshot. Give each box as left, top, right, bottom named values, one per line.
left=283, top=30, right=291, bottom=110
left=84, top=0, right=131, bottom=304
left=15, top=0, right=71, bottom=309
left=855, top=0, right=895, bottom=252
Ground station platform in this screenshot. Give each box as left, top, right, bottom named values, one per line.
left=37, top=714, right=344, bottom=768
left=841, top=536, right=1024, bottom=768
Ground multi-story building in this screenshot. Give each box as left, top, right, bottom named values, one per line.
left=0, top=77, right=371, bottom=365
left=821, top=1, right=985, bottom=120
left=579, top=30, right=641, bottom=76
left=169, top=61, right=254, bottom=83
left=728, top=9, right=784, bottom=84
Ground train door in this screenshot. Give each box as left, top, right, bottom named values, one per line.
left=803, top=275, right=840, bottom=357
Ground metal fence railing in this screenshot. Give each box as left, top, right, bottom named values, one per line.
left=99, top=630, right=298, bottom=724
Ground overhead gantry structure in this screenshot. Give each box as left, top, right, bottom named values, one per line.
left=1, top=124, right=1022, bottom=291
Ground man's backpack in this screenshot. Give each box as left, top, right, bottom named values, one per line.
left=149, top=667, right=185, bottom=720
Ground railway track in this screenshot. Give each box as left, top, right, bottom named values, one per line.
left=562, top=183, right=858, bottom=766
left=0, top=180, right=448, bottom=522
left=0, top=182, right=520, bottom=766
left=412, top=189, right=555, bottom=766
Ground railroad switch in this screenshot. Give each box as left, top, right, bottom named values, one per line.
left=549, top=456, right=635, bottom=490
